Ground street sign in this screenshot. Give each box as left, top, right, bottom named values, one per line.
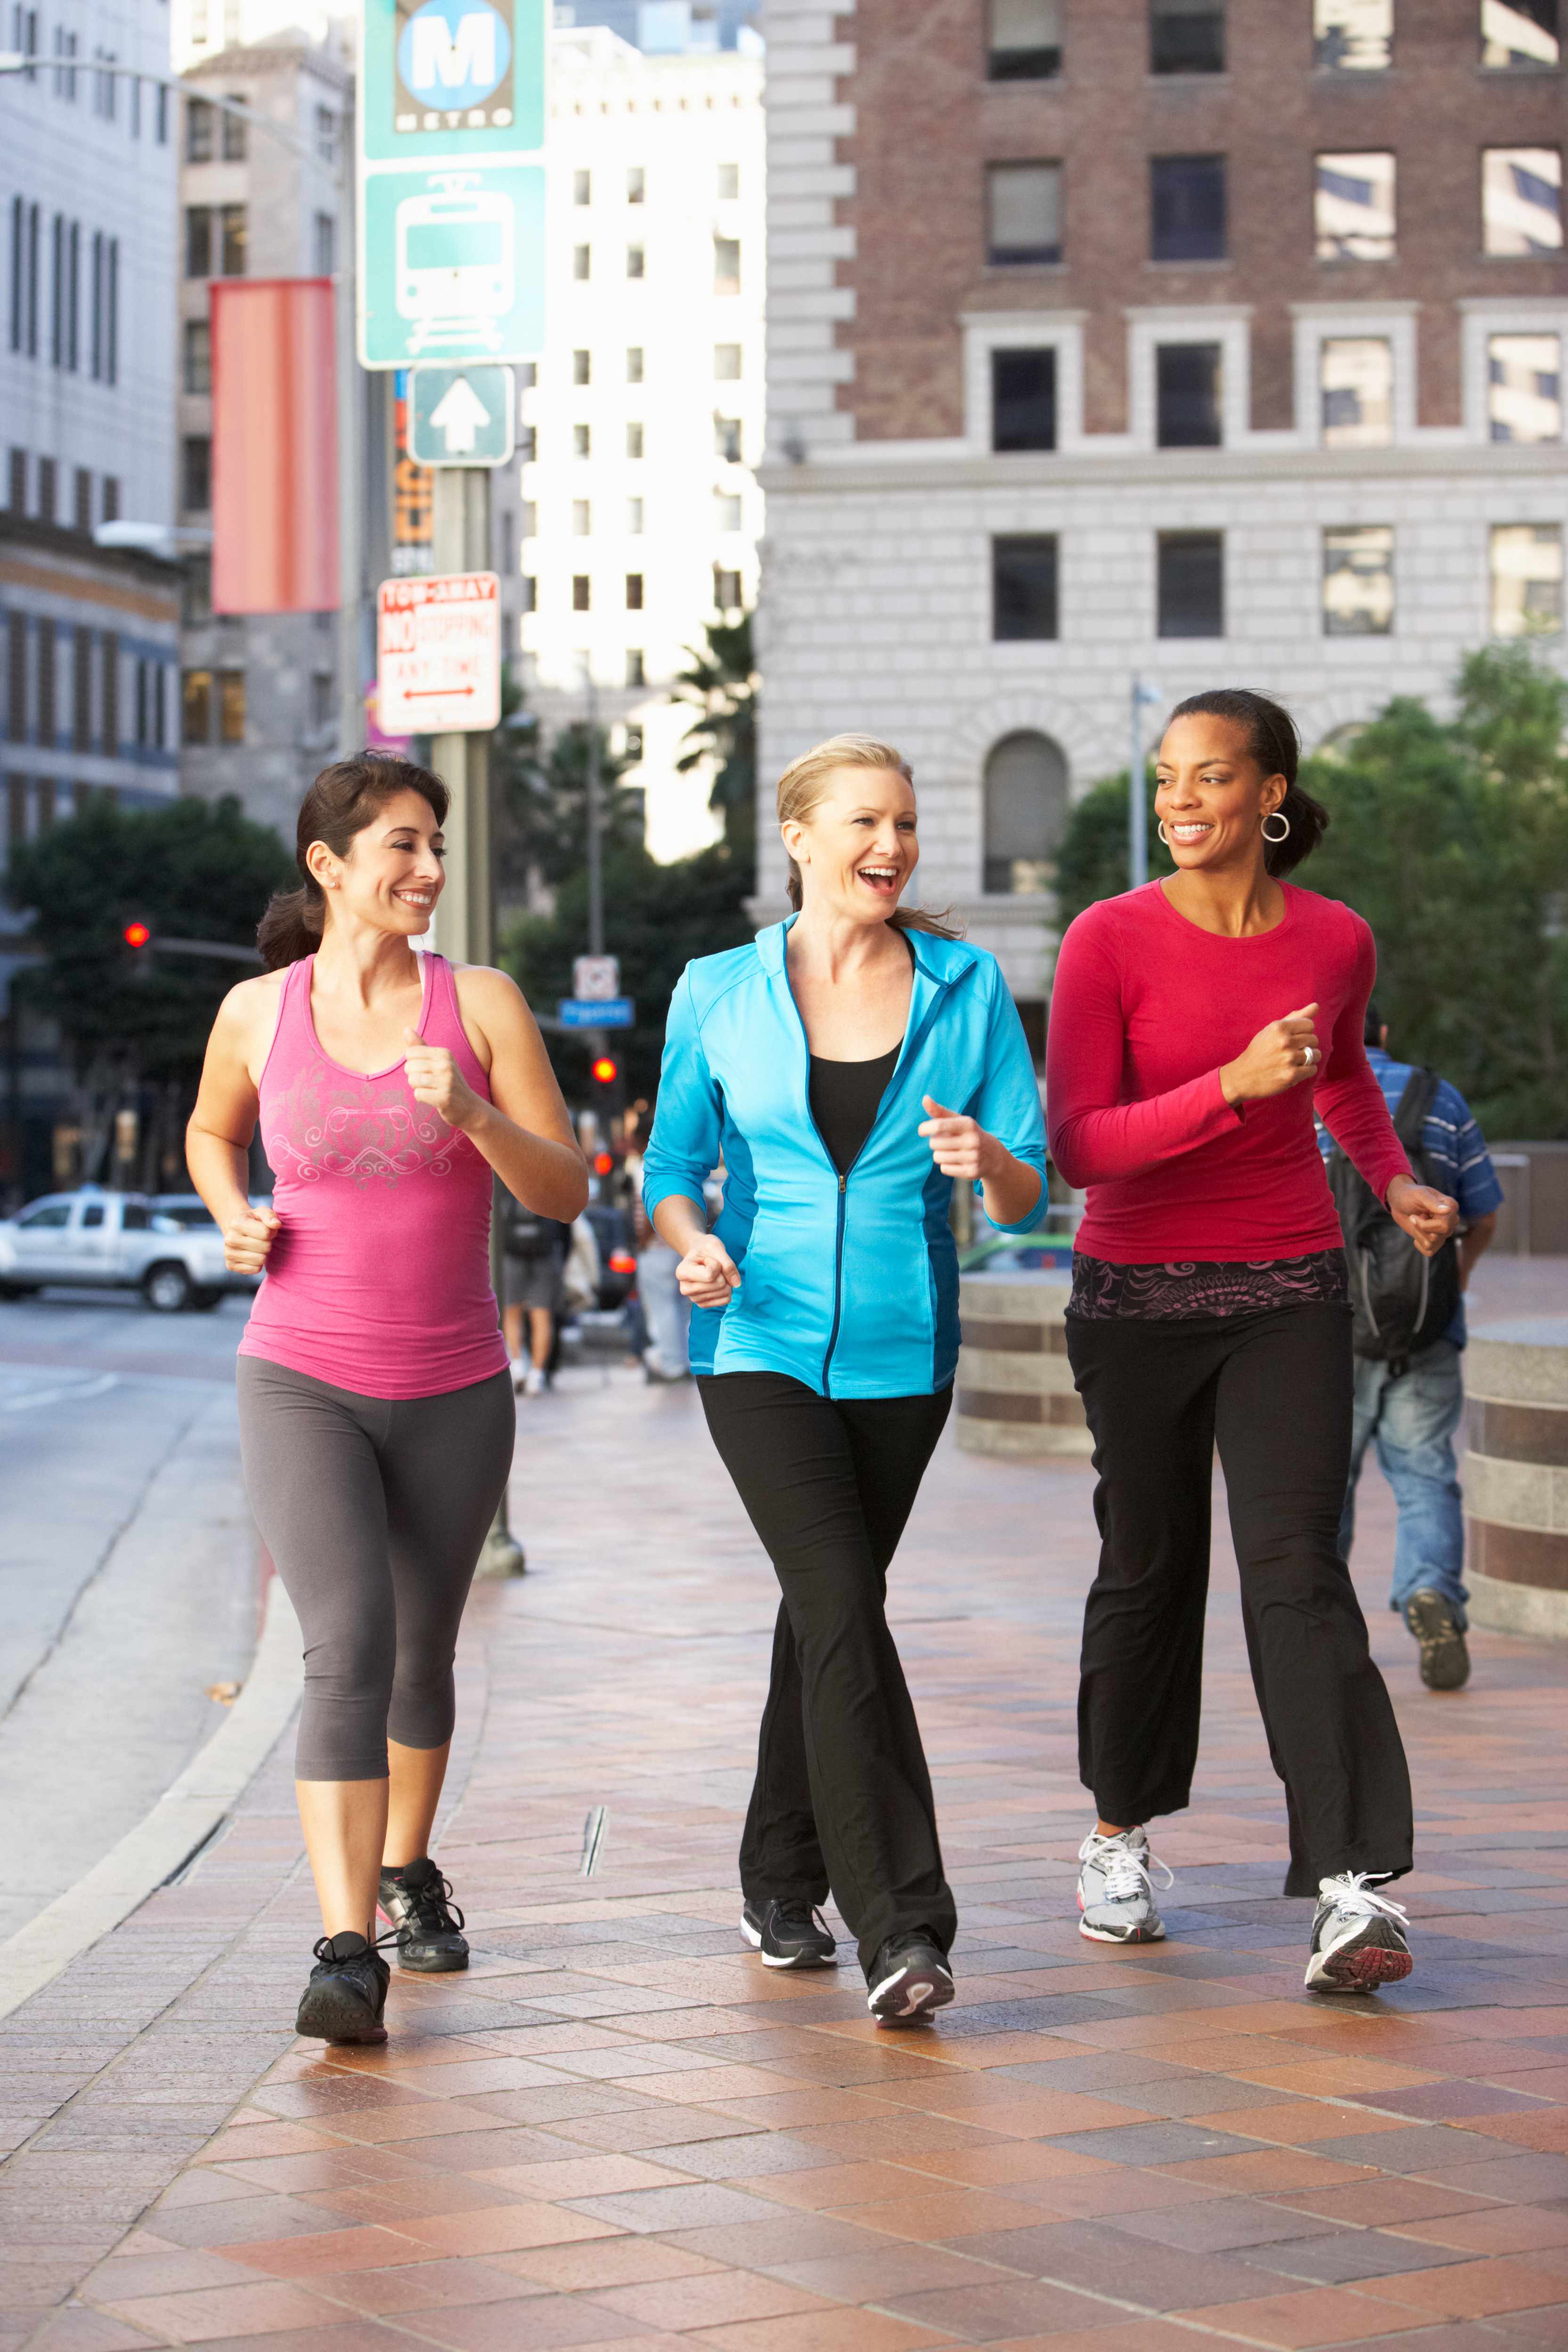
left=559, top=997, right=634, bottom=1029
left=572, top=955, right=621, bottom=1001
left=361, top=0, right=547, bottom=164
left=360, top=163, right=545, bottom=369
left=377, top=571, right=501, bottom=735
left=409, top=364, right=515, bottom=464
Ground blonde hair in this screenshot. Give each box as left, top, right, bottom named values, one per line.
left=775, top=733, right=962, bottom=940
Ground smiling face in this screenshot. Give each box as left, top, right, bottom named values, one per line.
left=782, top=765, right=920, bottom=927
left=307, top=787, right=446, bottom=939
left=1153, top=714, right=1287, bottom=875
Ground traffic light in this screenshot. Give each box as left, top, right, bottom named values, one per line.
left=122, top=919, right=153, bottom=981
left=591, top=1054, right=618, bottom=1086
left=123, top=921, right=151, bottom=949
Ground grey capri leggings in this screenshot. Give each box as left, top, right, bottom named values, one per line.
left=236, top=1357, right=515, bottom=1781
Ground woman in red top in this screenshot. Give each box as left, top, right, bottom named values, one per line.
left=1046, top=689, right=1457, bottom=1993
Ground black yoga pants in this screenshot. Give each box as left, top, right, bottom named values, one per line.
left=236, top=1356, right=515, bottom=1781
left=1066, top=1301, right=1413, bottom=1897
left=699, top=1371, right=956, bottom=1976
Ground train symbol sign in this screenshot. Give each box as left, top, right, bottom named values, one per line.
left=360, top=163, right=544, bottom=368
left=376, top=571, right=501, bottom=735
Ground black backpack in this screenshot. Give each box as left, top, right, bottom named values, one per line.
left=1327, top=1066, right=1460, bottom=1372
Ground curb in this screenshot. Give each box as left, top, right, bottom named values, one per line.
left=0, top=1577, right=302, bottom=2023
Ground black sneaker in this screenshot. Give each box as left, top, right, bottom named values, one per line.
left=1405, top=1590, right=1470, bottom=1691
left=740, top=1897, right=837, bottom=1969
left=866, top=1930, right=954, bottom=2024
left=296, top=1932, right=390, bottom=2043
left=1305, top=1873, right=1413, bottom=1993
left=377, top=1857, right=469, bottom=1973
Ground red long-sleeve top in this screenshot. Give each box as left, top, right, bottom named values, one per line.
left=1045, top=881, right=1411, bottom=1263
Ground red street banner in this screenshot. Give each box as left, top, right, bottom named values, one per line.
left=211, top=279, right=339, bottom=615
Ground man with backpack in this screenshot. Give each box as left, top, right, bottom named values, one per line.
left=500, top=1190, right=570, bottom=1398
left=1321, top=1002, right=1502, bottom=1691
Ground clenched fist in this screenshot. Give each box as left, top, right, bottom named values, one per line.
left=223, top=1202, right=280, bottom=1274
left=404, top=1028, right=482, bottom=1131
left=1220, top=1004, right=1323, bottom=1106
left=676, top=1231, right=741, bottom=1308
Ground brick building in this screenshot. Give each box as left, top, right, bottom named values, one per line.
left=758, top=0, right=1568, bottom=1030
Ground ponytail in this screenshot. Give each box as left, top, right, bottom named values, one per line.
left=257, top=752, right=450, bottom=970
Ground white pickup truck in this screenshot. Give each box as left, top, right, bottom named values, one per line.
left=0, top=1187, right=261, bottom=1312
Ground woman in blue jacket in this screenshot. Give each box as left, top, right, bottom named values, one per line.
left=643, top=733, right=1047, bottom=2022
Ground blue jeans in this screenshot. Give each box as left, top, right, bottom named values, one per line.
left=1339, top=1340, right=1467, bottom=1626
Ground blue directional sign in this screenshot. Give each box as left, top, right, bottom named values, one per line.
left=410, top=364, right=515, bottom=464
left=360, top=163, right=544, bottom=369
left=361, top=0, right=546, bottom=163
left=560, top=997, right=634, bottom=1029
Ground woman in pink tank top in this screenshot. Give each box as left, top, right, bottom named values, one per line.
left=188, top=754, right=587, bottom=2045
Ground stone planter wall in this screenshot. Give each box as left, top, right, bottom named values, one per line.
left=955, top=1272, right=1092, bottom=1458
left=1464, top=1318, right=1568, bottom=1641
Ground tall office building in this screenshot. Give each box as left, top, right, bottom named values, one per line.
left=496, top=21, right=765, bottom=863
left=760, top=0, right=1568, bottom=1036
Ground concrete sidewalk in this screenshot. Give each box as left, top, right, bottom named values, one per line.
left=9, top=1317, right=1568, bottom=2352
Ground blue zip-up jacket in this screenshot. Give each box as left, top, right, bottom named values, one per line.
left=642, top=918, right=1049, bottom=1398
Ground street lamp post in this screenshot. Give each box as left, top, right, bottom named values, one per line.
left=1129, top=676, right=1163, bottom=890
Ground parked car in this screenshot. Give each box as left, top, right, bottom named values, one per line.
left=0, top=1187, right=261, bottom=1312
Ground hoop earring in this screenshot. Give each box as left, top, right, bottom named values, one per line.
left=1156, top=819, right=1173, bottom=847
left=1261, top=808, right=1291, bottom=844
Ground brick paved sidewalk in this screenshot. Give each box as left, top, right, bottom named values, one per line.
left=11, top=1341, right=1568, bottom=2352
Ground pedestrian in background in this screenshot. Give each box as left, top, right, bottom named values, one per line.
left=187, top=753, right=586, bottom=2045
left=1047, top=689, right=1458, bottom=1994
left=1322, top=1000, right=1502, bottom=1692
left=644, top=733, right=1047, bottom=2023
left=500, top=1188, right=568, bottom=1396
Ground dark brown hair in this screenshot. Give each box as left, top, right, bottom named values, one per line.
left=1164, top=688, right=1329, bottom=877
left=257, top=752, right=450, bottom=969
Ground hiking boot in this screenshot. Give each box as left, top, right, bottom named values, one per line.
left=295, top=1931, right=390, bottom=2043
left=377, top=1857, right=469, bottom=1973
left=1305, top=1873, right=1413, bottom=1993
left=1405, top=1590, right=1470, bottom=1691
left=740, top=1898, right=837, bottom=1969
left=866, top=1931, right=954, bottom=2024
left=1077, top=1827, right=1172, bottom=1944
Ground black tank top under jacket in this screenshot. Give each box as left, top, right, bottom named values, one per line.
left=809, top=1043, right=902, bottom=1178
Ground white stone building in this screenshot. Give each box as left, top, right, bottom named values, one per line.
left=498, top=23, right=765, bottom=863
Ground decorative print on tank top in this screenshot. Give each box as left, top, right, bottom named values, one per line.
left=1068, top=1249, right=1349, bottom=1321
left=266, top=1059, right=468, bottom=1188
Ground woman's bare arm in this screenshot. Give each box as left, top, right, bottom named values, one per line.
left=185, top=978, right=282, bottom=1272
left=420, top=966, right=589, bottom=1222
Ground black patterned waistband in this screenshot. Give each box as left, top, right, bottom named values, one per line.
left=1068, top=1250, right=1349, bottom=1320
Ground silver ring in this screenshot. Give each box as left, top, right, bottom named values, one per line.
left=1303, top=1045, right=1316, bottom=1066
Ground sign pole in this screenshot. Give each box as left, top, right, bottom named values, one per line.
left=1129, top=676, right=1147, bottom=893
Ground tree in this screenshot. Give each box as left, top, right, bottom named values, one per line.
left=491, top=667, right=638, bottom=906
left=1054, top=767, right=1173, bottom=930
left=671, top=612, right=757, bottom=876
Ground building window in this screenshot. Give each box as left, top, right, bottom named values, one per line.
left=89, top=233, right=118, bottom=384
left=573, top=168, right=591, bottom=204
left=715, top=341, right=741, bottom=379
left=626, top=345, right=644, bottom=382
left=573, top=423, right=591, bottom=458
left=316, top=106, right=337, bottom=163
left=991, top=348, right=1057, bottom=451
left=628, top=166, right=645, bottom=203
left=987, top=163, right=1062, bottom=265
left=1151, top=0, right=1225, bottom=74
left=572, top=574, right=590, bottom=611
left=220, top=93, right=245, bottom=157
left=101, top=475, right=119, bottom=523
left=520, top=574, right=536, bottom=613
left=1489, top=333, right=1563, bottom=441
left=718, top=162, right=739, bottom=199
left=1158, top=531, right=1224, bottom=636
left=519, top=360, right=536, bottom=388
left=182, top=435, right=212, bottom=510
left=65, top=222, right=78, bottom=371
left=313, top=212, right=335, bottom=275
left=572, top=499, right=590, bottom=535
left=218, top=670, right=245, bottom=742
left=1156, top=343, right=1222, bottom=445
left=1482, top=1, right=1560, bottom=68
left=573, top=347, right=591, bottom=384
left=156, top=84, right=168, bottom=142
left=1491, top=523, right=1563, bottom=634
left=74, top=625, right=91, bottom=745
left=1316, top=152, right=1396, bottom=260
left=1151, top=155, right=1226, bottom=261
left=992, top=534, right=1059, bottom=639
left=220, top=206, right=246, bottom=276
left=626, top=244, right=645, bottom=279
left=715, top=491, right=742, bottom=532
left=714, top=237, right=741, bottom=295
left=983, top=730, right=1067, bottom=893
left=1323, top=524, right=1394, bottom=635
left=134, top=657, right=148, bottom=747
left=182, top=668, right=212, bottom=744
left=988, top=0, right=1062, bottom=79
left=714, top=415, right=742, bottom=461
left=714, top=565, right=742, bottom=611
left=626, top=422, right=644, bottom=458
left=73, top=467, right=91, bottom=531
left=185, top=206, right=212, bottom=277
left=625, top=649, right=645, bottom=689
left=184, top=318, right=211, bottom=393
left=6, top=448, right=24, bottom=510
left=1483, top=147, right=1563, bottom=254
left=53, top=24, right=78, bottom=98
left=1314, top=0, right=1392, bottom=68
left=626, top=572, right=644, bottom=610
left=5, top=614, right=24, bottom=741
left=186, top=94, right=214, bottom=159
left=36, top=455, right=55, bottom=522
left=519, top=424, right=537, bottom=461
left=1322, top=336, right=1393, bottom=445
left=627, top=497, right=644, bottom=534
left=573, top=243, right=590, bottom=280
left=310, top=670, right=334, bottom=729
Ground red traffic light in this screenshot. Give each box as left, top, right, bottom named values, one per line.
left=123, top=921, right=152, bottom=949
left=591, top=1055, right=618, bottom=1085
left=594, top=1150, right=614, bottom=1176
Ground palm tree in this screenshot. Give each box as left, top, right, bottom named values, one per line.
left=671, top=611, right=757, bottom=877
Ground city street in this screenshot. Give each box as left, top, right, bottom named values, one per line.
left=7, top=1261, right=1568, bottom=2350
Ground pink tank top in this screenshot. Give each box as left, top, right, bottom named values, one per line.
left=238, top=951, right=509, bottom=1398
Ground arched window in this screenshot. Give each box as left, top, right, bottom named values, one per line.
left=983, top=730, right=1068, bottom=894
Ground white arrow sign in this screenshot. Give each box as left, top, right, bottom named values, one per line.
left=428, top=375, right=494, bottom=457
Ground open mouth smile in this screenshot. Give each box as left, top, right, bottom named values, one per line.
left=857, top=866, right=901, bottom=894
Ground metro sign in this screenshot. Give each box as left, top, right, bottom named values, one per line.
left=376, top=571, right=500, bottom=735
left=360, top=0, right=546, bottom=165
left=397, top=0, right=514, bottom=133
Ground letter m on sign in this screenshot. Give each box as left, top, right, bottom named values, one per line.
left=411, top=9, right=494, bottom=89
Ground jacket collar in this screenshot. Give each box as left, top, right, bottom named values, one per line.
left=756, top=915, right=980, bottom=983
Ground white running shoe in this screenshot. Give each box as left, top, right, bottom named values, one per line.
left=1076, top=1826, right=1172, bottom=1944
left=1305, top=1872, right=1413, bottom=1993
left=523, top=1364, right=547, bottom=1397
